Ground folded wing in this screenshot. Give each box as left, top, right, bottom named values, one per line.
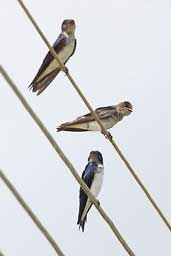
left=77, top=162, right=97, bottom=231
left=57, top=105, right=116, bottom=131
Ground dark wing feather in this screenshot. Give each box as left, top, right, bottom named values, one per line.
left=57, top=114, right=93, bottom=129
left=70, top=39, right=76, bottom=58
left=29, top=33, right=68, bottom=86
left=36, top=69, right=60, bottom=95
left=58, top=105, right=115, bottom=130
left=96, top=105, right=116, bottom=119
left=77, top=162, right=97, bottom=231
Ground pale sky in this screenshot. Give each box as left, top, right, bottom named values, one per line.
left=1, top=0, right=171, bottom=255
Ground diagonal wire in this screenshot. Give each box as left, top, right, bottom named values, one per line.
left=0, top=169, right=65, bottom=256
left=0, top=250, right=5, bottom=256
left=1, top=65, right=135, bottom=256
left=16, top=0, right=118, bottom=139
left=16, top=0, right=171, bottom=232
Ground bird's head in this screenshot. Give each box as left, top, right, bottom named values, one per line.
left=88, top=151, right=103, bottom=164
left=62, top=19, right=76, bottom=35
left=116, top=101, right=133, bottom=116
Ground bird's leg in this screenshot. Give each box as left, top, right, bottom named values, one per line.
left=97, top=200, right=100, bottom=207
left=106, top=131, right=113, bottom=141
left=101, top=130, right=113, bottom=141
left=63, top=65, right=69, bottom=75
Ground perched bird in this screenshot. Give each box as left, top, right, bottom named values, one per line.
left=29, top=19, right=76, bottom=95
left=77, top=151, right=104, bottom=231
left=57, top=101, right=133, bottom=133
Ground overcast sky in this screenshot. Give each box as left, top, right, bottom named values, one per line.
left=1, top=0, right=171, bottom=255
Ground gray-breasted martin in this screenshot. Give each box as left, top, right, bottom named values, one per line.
left=57, top=101, right=133, bottom=133
left=29, top=19, right=76, bottom=95
left=77, top=151, right=104, bottom=231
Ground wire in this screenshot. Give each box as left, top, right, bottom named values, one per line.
left=16, top=0, right=110, bottom=138
left=0, top=250, right=5, bottom=256
left=16, top=0, right=171, bottom=232
left=0, top=169, right=65, bottom=256
left=1, top=65, right=135, bottom=256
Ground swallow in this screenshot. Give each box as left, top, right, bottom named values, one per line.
left=57, top=101, right=133, bottom=134
left=29, top=19, right=76, bottom=95
left=77, top=151, right=104, bottom=232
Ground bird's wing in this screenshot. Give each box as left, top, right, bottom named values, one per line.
left=61, top=106, right=116, bottom=126
left=57, top=112, right=94, bottom=130
left=29, top=33, right=68, bottom=85
left=77, top=162, right=97, bottom=225
left=70, top=39, right=76, bottom=57
left=57, top=105, right=117, bottom=131
left=95, top=105, right=117, bottom=119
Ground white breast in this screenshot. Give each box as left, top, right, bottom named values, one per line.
left=81, top=164, right=104, bottom=221
left=37, top=39, right=75, bottom=82
left=90, top=165, right=104, bottom=197
left=88, top=121, right=101, bottom=131
left=88, top=117, right=118, bottom=131
left=58, top=40, right=75, bottom=63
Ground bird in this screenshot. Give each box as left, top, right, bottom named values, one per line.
left=57, top=101, right=133, bottom=133
left=29, top=19, right=76, bottom=95
left=77, top=151, right=104, bottom=231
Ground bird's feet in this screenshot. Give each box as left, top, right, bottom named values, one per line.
left=106, top=131, right=113, bottom=141
left=101, top=130, right=113, bottom=141
left=97, top=200, right=100, bottom=207
left=63, top=66, right=69, bottom=75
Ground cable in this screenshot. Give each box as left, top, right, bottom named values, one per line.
left=16, top=0, right=171, bottom=232
left=1, top=65, right=135, bottom=256
left=0, top=169, right=65, bottom=256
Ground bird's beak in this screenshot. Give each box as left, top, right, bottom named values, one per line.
left=126, top=107, right=133, bottom=112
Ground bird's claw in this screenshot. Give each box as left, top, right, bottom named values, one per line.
left=97, top=200, right=100, bottom=207
left=106, top=131, right=113, bottom=141
left=101, top=131, right=113, bottom=141
left=63, top=66, right=69, bottom=75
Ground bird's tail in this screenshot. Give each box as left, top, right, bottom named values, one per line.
left=77, top=204, right=92, bottom=232
left=29, top=69, right=60, bottom=95
left=77, top=215, right=87, bottom=232
left=57, top=126, right=88, bottom=132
